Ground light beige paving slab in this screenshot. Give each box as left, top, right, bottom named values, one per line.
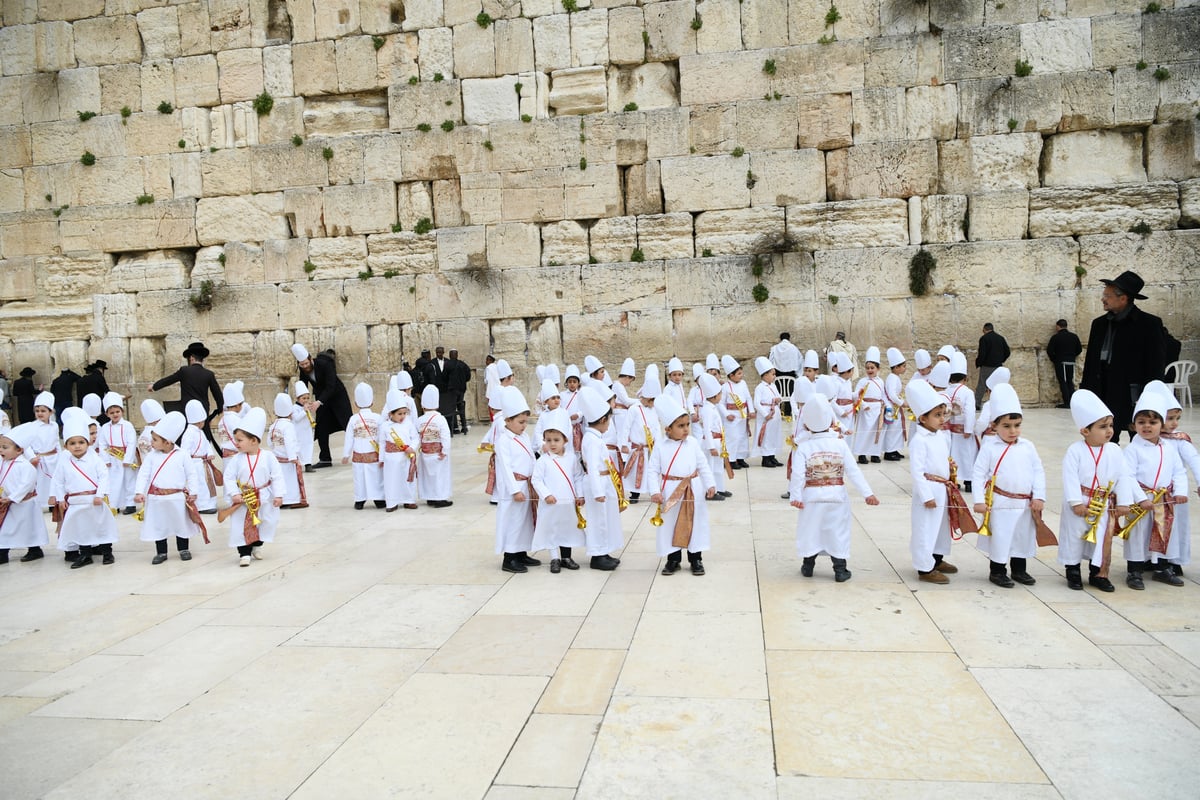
left=0, top=695, right=49, bottom=725
left=0, top=670, right=48, bottom=694
left=42, top=645, right=430, bottom=800
left=571, top=592, right=645, bottom=649
left=644, top=558, right=761, bottom=612
left=600, top=567, right=656, bottom=594
left=101, top=608, right=226, bottom=655
left=495, top=712, right=602, bottom=787
left=0, top=627, right=36, bottom=646
left=420, top=614, right=581, bottom=676
left=290, top=583, right=499, bottom=648
left=777, top=776, right=1064, bottom=799
left=616, top=611, right=767, bottom=700
left=917, top=589, right=1116, bottom=669
left=485, top=788, right=577, bottom=800
left=768, top=651, right=1048, bottom=782
left=1153, top=631, right=1200, bottom=669
left=761, top=580, right=953, bottom=652
left=382, top=536, right=512, bottom=584
left=756, top=533, right=902, bottom=583
left=35, top=624, right=301, bottom=721
left=0, top=717, right=153, bottom=800
left=1050, top=601, right=1159, bottom=646
left=13, top=653, right=140, bottom=698
left=1165, top=694, right=1200, bottom=727
left=1101, top=644, right=1200, bottom=695
left=537, top=648, right=625, bottom=715
left=292, top=673, right=547, bottom=800
left=1093, top=585, right=1200, bottom=631
left=577, top=696, right=775, bottom=799
left=974, top=667, right=1200, bottom=798
left=478, top=567, right=609, bottom=616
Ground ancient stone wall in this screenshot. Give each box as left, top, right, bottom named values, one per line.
left=0, top=0, right=1197, bottom=415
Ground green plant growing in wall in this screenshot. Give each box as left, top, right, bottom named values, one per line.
left=562, top=0, right=578, bottom=12
left=322, top=146, right=334, bottom=160
left=253, top=91, right=274, bottom=116
left=702, top=248, right=713, bottom=257
left=433, top=72, right=444, bottom=82
left=691, top=13, right=703, bottom=30
left=1007, top=118, right=1018, bottom=131
left=120, top=106, right=132, bottom=124
left=752, top=283, right=769, bottom=303
left=1074, top=265, right=1087, bottom=288
left=630, top=248, right=645, bottom=262
left=373, top=35, right=385, bottom=50
left=408, top=75, right=419, bottom=84
left=1153, top=67, right=1170, bottom=81
left=391, top=223, right=403, bottom=233
left=1129, top=221, right=1152, bottom=235
left=1136, top=60, right=1148, bottom=70
left=763, top=58, right=776, bottom=75
left=908, top=248, right=937, bottom=296
left=1014, top=59, right=1032, bottom=77
left=358, top=266, right=374, bottom=280
left=303, top=260, right=317, bottom=281
left=157, top=101, right=173, bottom=114
left=476, top=11, right=492, bottom=27
left=383, top=269, right=399, bottom=278
left=441, top=120, right=455, bottom=131
left=1144, top=2, right=1161, bottom=11
left=514, top=82, right=523, bottom=95
left=136, top=194, right=155, bottom=205
left=579, top=157, right=588, bottom=170
left=827, top=294, right=839, bottom=305
left=417, top=123, right=432, bottom=131
left=218, top=253, right=226, bottom=264
left=80, top=150, right=95, bottom=166
left=414, top=218, right=433, bottom=235
left=521, top=114, right=532, bottom=122
left=77, top=110, right=96, bottom=121
left=189, top=280, right=215, bottom=311
left=623, top=102, right=638, bottom=112
left=292, top=134, right=303, bottom=146
left=731, top=146, right=745, bottom=157
left=825, top=5, right=841, bottom=25
left=483, top=139, right=494, bottom=150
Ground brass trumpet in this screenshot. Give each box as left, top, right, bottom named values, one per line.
left=606, top=459, right=629, bottom=512
left=650, top=503, right=664, bottom=526
left=133, top=506, right=145, bottom=522
left=1116, top=487, right=1165, bottom=540
left=239, top=481, right=263, bottom=527
left=103, top=495, right=119, bottom=518
left=390, top=429, right=416, bottom=460
left=1082, top=481, right=1114, bottom=544
left=977, top=476, right=995, bottom=537
left=574, top=501, right=587, bottom=530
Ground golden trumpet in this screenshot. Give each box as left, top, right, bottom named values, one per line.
left=239, top=481, right=263, bottom=527
left=977, top=476, right=994, bottom=537
left=477, top=442, right=494, bottom=454
left=133, top=506, right=145, bottom=522
left=390, top=429, right=416, bottom=460
left=1116, top=487, right=1165, bottom=540
left=650, top=503, right=664, bottom=526
left=574, top=501, right=587, bottom=530
left=1082, top=481, right=1114, bottom=544
left=642, top=424, right=655, bottom=455
left=103, top=495, right=119, bottom=517
left=606, top=459, right=629, bottom=512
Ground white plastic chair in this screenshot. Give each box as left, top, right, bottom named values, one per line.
left=1166, top=360, right=1196, bottom=408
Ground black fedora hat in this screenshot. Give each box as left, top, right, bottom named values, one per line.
left=1100, top=270, right=1148, bottom=300
left=182, top=341, right=211, bottom=360
left=91, top=359, right=108, bottom=370
left=19, top=367, right=35, bottom=377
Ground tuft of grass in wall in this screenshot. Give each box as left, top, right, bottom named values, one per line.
left=908, top=248, right=937, bottom=296
left=80, top=151, right=96, bottom=166
left=1007, top=118, right=1018, bottom=131
left=763, top=58, right=776, bottom=75
left=383, top=269, right=399, bottom=278
left=372, top=35, right=385, bottom=50
left=120, top=106, right=132, bottom=125
left=817, top=34, right=836, bottom=45
left=189, top=280, right=215, bottom=311
left=623, top=102, right=638, bottom=112
left=827, top=294, right=839, bottom=305
left=77, top=110, right=96, bottom=121
left=178, top=139, right=187, bottom=148
left=1136, top=60, right=1148, bottom=71
left=391, top=223, right=402, bottom=233
left=252, top=91, right=274, bottom=116
left=630, top=248, right=645, bottom=262
left=1129, top=221, right=1152, bottom=235
left=476, top=12, right=492, bottom=27
left=514, top=82, right=523, bottom=95
left=691, top=13, right=703, bottom=29
left=521, top=114, right=532, bottom=122
left=1014, top=59, right=1032, bottom=77
left=702, top=248, right=713, bottom=257
left=417, top=122, right=432, bottom=132
left=408, top=75, right=419, bottom=84
left=825, top=5, right=841, bottom=25
left=483, top=139, right=494, bottom=150
left=1144, top=2, right=1161, bottom=11
left=414, top=218, right=433, bottom=235
left=218, top=253, right=226, bottom=264
left=358, top=267, right=374, bottom=280
left=562, top=0, right=578, bottom=11
left=1153, top=67, right=1170, bottom=81
left=157, top=100, right=173, bottom=114
left=579, top=157, right=588, bottom=170
left=322, top=146, right=334, bottom=160
left=136, top=194, right=155, bottom=205
left=731, top=146, right=745, bottom=157
left=746, top=170, right=757, bottom=189
left=441, top=120, right=455, bottom=132
left=433, top=72, right=444, bottom=82
left=752, top=283, right=769, bottom=303
left=292, top=134, right=303, bottom=146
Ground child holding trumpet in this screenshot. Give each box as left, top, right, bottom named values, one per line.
left=646, top=395, right=716, bottom=576
left=1057, top=390, right=1137, bottom=592
left=579, top=387, right=624, bottom=571
left=134, top=412, right=206, bottom=564
left=494, top=387, right=538, bottom=574
left=531, top=408, right=586, bottom=573
left=0, top=423, right=48, bottom=564
left=379, top=389, right=419, bottom=512
left=907, top=379, right=967, bottom=584
left=221, top=408, right=284, bottom=567
left=343, top=383, right=384, bottom=510
left=50, top=414, right=119, bottom=569
left=1146, top=380, right=1198, bottom=579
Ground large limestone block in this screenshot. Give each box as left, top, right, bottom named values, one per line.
left=1142, top=7, right=1200, bottom=63
left=453, top=21, right=495, bottom=78
left=741, top=0, right=788, bottom=48
left=366, top=231, right=438, bottom=274
left=688, top=104, right=736, bottom=154
left=571, top=9, right=609, bottom=67
left=0, top=78, right=22, bottom=126
left=200, top=148, right=251, bottom=196
left=541, top=220, right=589, bottom=265
left=73, top=15, right=142, bottom=66
left=462, top=76, right=520, bottom=125
left=624, top=160, right=663, bottom=216
left=1147, top=121, right=1200, bottom=181
left=284, top=187, right=326, bottom=238
left=637, top=212, right=694, bottom=260
left=1042, top=130, right=1146, bottom=187
left=335, top=35, right=382, bottom=93
left=33, top=21, right=74, bottom=72
left=306, top=236, right=368, bottom=279
left=533, top=14, right=571, bottom=73
left=111, top=250, right=190, bottom=293
left=256, top=96, right=303, bottom=144
left=35, top=251, right=111, bottom=300
left=661, top=154, right=751, bottom=212
left=0, top=24, right=35, bottom=76
left=646, top=108, right=690, bottom=158
left=66, top=158, right=144, bottom=207
left=250, top=144, right=328, bottom=192
left=174, top=55, right=221, bottom=108
left=1028, top=183, right=1181, bottom=238
left=59, top=199, right=198, bottom=252
left=943, top=26, right=1019, bottom=81
left=938, top=133, right=1042, bottom=193
left=774, top=41, right=865, bottom=95
left=262, top=237, right=310, bottom=283
left=678, top=50, right=767, bottom=105
left=644, top=0, right=698, bottom=61
left=1090, top=13, right=1140, bottom=70
left=495, top=17, right=535, bottom=74
left=749, top=149, right=825, bottom=206
left=31, top=116, right=125, bottom=163
left=734, top=99, right=798, bottom=151
left=694, top=206, right=786, bottom=256
left=433, top=177, right=463, bottom=227
left=444, top=0, right=480, bottom=28
left=435, top=225, right=487, bottom=270
left=608, top=7, right=646, bottom=64
left=785, top=198, right=910, bottom=249
left=852, top=87, right=906, bottom=144
left=302, top=93, right=388, bottom=138
left=1182, top=179, right=1200, bottom=226
left=388, top=79, right=463, bottom=130
left=178, top=1, right=213, bottom=55
left=834, top=0, right=881, bottom=39
left=581, top=260, right=667, bottom=312
left=0, top=210, right=57, bottom=258
left=1159, top=63, right=1200, bottom=123
left=1019, top=19, right=1092, bottom=73
left=798, top=92, right=852, bottom=150
left=0, top=169, right=22, bottom=214
left=826, top=139, right=937, bottom=201
left=262, top=44, right=294, bottom=98
left=928, top=0, right=982, bottom=29
left=36, top=0, right=103, bottom=21
left=403, top=0, right=445, bottom=30
left=1078, top=230, right=1200, bottom=288
left=56, top=67, right=100, bottom=119
left=920, top=195, right=968, bottom=243
left=928, top=238, right=1081, bottom=296
left=486, top=222, right=541, bottom=268
left=0, top=256, right=34, bottom=301
left=217, top=48, right=264, bottom=103
left=565, top=162, right=622, bottom=218
left=501, top=168, right=565, bottom=222
left=324, top=182, right=397, bottom=236
left=548, top=66, right=607, bottom=115
left=125, top=111, right=186, bottom=157
left=98, top=64, right=141, bottom=115
left=221, top=241, right=264, bottom=287
left=169, top=152, right=202, bottom=199
left=140, top=59, right=176, bottom=113
left=1113, top=65, right=1158, bottom=127
left=417, top=26, right=454, bottom=80
left=666, top=254, right=808, bottom=308
left=92, top=293, right=136, bottom=338
left=787, top=0, right=828, bottom=44
left=314, top=0, right=361, bottom=39
left=0, top=302, right=92, bottom=342
left=292, top=41, right=338, bottom=96
left=865, top=34, right=941, bottom=88
left=460, top=171, right=501, bottom=225
left=500, top=265, right=582, bottom=318
left=138, top=6, right=182, bottom=61
left=813, top=246, right=917, bottom=300
left=968, top=190, right=1029, bottom=241
left=196, top=193, right=289, bottom=245
left=342, top=275, right=418, bottom=324
left=607, top=62, right=679, bottom=112
left=589, top=215, right=638, bottom=263
left=905, top=84, right=957, bottom=141
left=1059, top=71, right=1115, bottom=132
left=413, top=268, right=504, bottom=319
left=22, top=73, right=59, bottom=124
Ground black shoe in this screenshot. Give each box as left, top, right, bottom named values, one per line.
left=313, top=461, right=333, bottom=469
left=1088, top=575, right=1116, bottom=592
left=869, top=456, right=880, bottom=463
left=963, top=481, right=973, bottom=493
left=1065, top=565, right=1083, bottom=590
left=1171, top=564, right=1184, bottom=577
left=71, top=555, right=94, bottom=569
left=761, top=457, right=777, bottom=468
left=800, top=556, right=816, bottom=578
left=199, top=508, right=216, bottom=515
left=736, top=460, right=749, bottom=469
left=1126, top=572, right=1144, bottom=590
left=590, top=555, right=619, bottom=571
left=20, top=548, right=44, bottom=562
left=989, top=572, right=1015, bottom=588
left=857, top=456, right=868, bottom=464
left=64, top=551, right=79, bottom=562
left=662, top=559, right=681, bottom=575
left=719, top=491, right=732, bottom=498
left=374, top=500, right=386, bottom=509
left=123, top=506, right=136, bottom=515
left=561, top=557, right=580, bottom=570
left=518, top=554, right=541, bottom=566
left=102, top=553, right=114, bottom=565
left=628, top=492, right=640, bottom=504
left=0, top=552, right=7, bottom=564
left=1012, top=572, right=1036, bottom=586
left=152, top=553, right=168, bottom=565
left=691, top=560, right=705, bottom=576
left=709, top=493, right=725, bottom=501
left=832, top=559, right=851, bottom=582
left=179, top=550, right=192, bottom=561
left=730, top=461, right=744, bottom=470
left=883, top=452, right=902, bottom=461
left=1152, top=568, right=1185, bottom=587
left=305, top=465, right=316, bottom=473
left=550, top=559, right=562, bottom=573
left=502, top=558, right=528, bottom=574
left=354, top=501, right=365, bottom=510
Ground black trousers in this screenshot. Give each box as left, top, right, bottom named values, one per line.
left=446, top=389, right=466, bottom=433
left=155, top=537, right=190, bottom=554
left=775, top=370, right=797, bottom=418
left=237, top=541, right=264, bottom=557
left=1055, top=362, right=1075, bottom=405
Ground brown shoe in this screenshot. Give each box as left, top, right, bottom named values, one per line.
left=919, top=570, right=950, bottom=584
left=933, top=560, right=958, bottom=574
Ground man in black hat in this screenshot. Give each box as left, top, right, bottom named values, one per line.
left=50, top=366, right=81, bottom=425
left=76, top=360, right=111, bottom=404
left=1046, top=319, right=1082, bottom=408
left=292, top=343, right=352, bottom=467
left=1080, top=271, right=1167, bottom=442
left=12, top=367, right=37, bottom=423
left=148, top=342, right=224, bottom=433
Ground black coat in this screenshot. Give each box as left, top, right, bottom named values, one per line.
left=299, top=352, right=351, bottom=437
left=76, top=370, right=111, bottom=403
left=1046, top=329, right=1082, bottom=364
left=445, top=359, right=471, bottom=392
left=153, top=363, right=224, bottom=418
left=50, top=370, right=80, bottom=415
left=1080, top=304, right=1167, bottom=432
left=975, top=331, right=1010, bottom=369
left=12, top=377, right=36, bottom=423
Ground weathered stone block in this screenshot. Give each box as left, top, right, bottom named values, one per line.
left=735, top=99, right=798, bottom=151
left=444, top=0, right=480, bottom=28
left=262, top=44, right=294, bottom=98
left=388, top=79, right=463, bottom=130
left=500, top=265, right=581, bottom=318
left=938, top=133, right=1042, bottom=193
left=66, top=158, right=144, bottom=207
left=283, top=187, right=325, bottom=238
left=787, top=0, right=830, bottom=44
left=1113, top=65, right=1158, bottom=127
left=581, top=261, right=667, bottom=312
left=33, top=20, right=74, bottom=72
left=565, top=162, right=622, bottom=218
left=624, top=160, right=664, bottom=216
left=533, top=14, right=571, bottom=73
left=852, top=87, right=906, bottom=144
left=1028, top=183, right=1180, bottom=237
left=0, top=302, right=92, bottom=343
left=217, top=47, right=264, bottom=103
left=826, top=139, right=937, bottom=201
left=140, top=59, right=176, bottom=112
left=749, top=149, right=825, bottom=207
left=0, top=78, right=23, bottom=127
left=223, top=241, right=266, bottom=286
left=688, top=104, right=736, bottom=154
left=548, top=66, right=607, bottom=115
left=678, top=50, right=767, bottom=105
left=1059, top=71, right=1115, bottom=132
left=1182, top=179, right=1200, bottom=227
left=343, top=275, right=419, bottom=324
left=432, top=178, right=463, bottom=228
left=462, top=76, right=520, bottom=125
left=943, top=25, right=1019, bottom=81
left=174, top=55, right=220, bottom=108
left=250, top=144, right=328, bottom=193
left=637, top=212, right=694, bottom=260
left=404, top=0, right=445, bottom=31
left=495, top=17, right=535, bottom=74
left=645, top=0, right=698, bottom=61
left=1142, top=7, right=1200, bottom=63
left=55, top=67, right=100, bottom=120
left=646, top=107, right=691, bottom=158
left=453, top=21, right=495, bottom=78
left=1147, top=121, right=1200, bottom=181
left=35, top=251, right=111, bottom=300
left=0, top=169, right=23, bottom=213
left=571, top=9, right=609, bottom=67
left=60, top=200, right=198, bottom=252
left=541, top=220, right=589, bottom=265
left=785, top=199, right=910, bottom=249
left=178, top=1, right=212, bottom=55
left=1079, top=230, right=1200, bottom=289
left=306, top=236, right=368, bottom=279
left=661, top=154, right=751, bottom=212
left=413, top=268, right=503, bottom=319
left=1090, top=13, right=1140, bottom=70
left=436, top=225, right=487, bottom=270
left=314, top=0, right=361, bottom=39
left=196, top=193, right=289, bottom=245
left=0, top=24, right=35, bottom=76
left=366, top=231, right=438, bottom=274
left=99, top=64, right=141, bottom=114
left=694, top=206, right=786, bottom=255
left=138, top=6, right=182, bottom=61
left=501, top=168, right=565, bottom=222
left=798, top=92, right=852, bottom=150
left=920, top=195, right=968, bottom=244
left=324, top=182, right=397, bottom=236
left=589, top=215, right=639, bottom=263
left=0, top=210, right=55, bottom=258
left=774, top=41, right=865, bottom=95
left=1019, top=19, right=1092, bottom=73
left=334, top=35, right=381, bottom=93
left=609, top=7, right=646, bottom=64
left=460, top=171, right=501, bottom=225
left=928, top=238, right=1081, bottom=297
left=125, top=111, right=186, bottom=156
left=741, top=0, right=788, bottom=48
left=92, top=293, right=136, bottom=339
left=486, top=222, right=541, bottom=268
left=968, top=190, right=1029, bottom=241
left=292, top=40, right=338, bottom=96
left=607, top=62, right=679, bottom=113
left=1042, top=130, right=1146, bottom=187
left=905, top=84, right=958, bottom=141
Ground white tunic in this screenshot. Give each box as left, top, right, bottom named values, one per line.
left=214, top=411, right=240, bottom=457
left=28, top=420, right=59, bottom=508
left=851, top=376, right=886, bottom=457
left=909, top=425, right=954, bottom=572
left=378, top=417, right=419, bottom=508
left=493, top=427, right=536, bottom=554
left=50, top=451, right=119, bottom=548
left=290, top=403, right=316, bottom=466
left=753, top=380, right=783, bottom=458
left=269, top=417, right=303, bottom=505
left=721, top=380, right=753, bottom=459
left=971, top=437, right=1046, bottom=562
left=789, top=432, right=874, bottom=559
left=645, top=436, right=715, bottom=557
left=944, top=383, right=978, bottom=477
left=581, top=427, right=624, bottom=557
left=99, top=418, right=139, bottom=508
left=621, top=404, right=659, bottom=494
left=0, top=456, right=46, bottom=548
left=181, top=425, right=219, bottom=512
left=687, top=384, right=705, bottom=442
left=531, top=452, right=587, bottom=552
left=1057, top=441, right=1140, bottom=568
left=416, top=410, right=453, bottom=501
left=1161, top=433, right=1199, bottom=565
left=343, top=410, right=384, bottom=503
left=700, top=401, right=726, bottom=493
left=881, top=372, right=906, bottom=454
left=1122, top=436, right=1187, bottom=561
left=223, top=450, right=285, bottom=547
left=135, top=447, right=202, bottom=542
left=832, top=377, right=855, bottom=437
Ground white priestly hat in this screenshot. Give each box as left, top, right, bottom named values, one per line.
left=989, top=383, right=1022, bottom=421
left=564, top=364, right=581, bottom=381
left=102, top=391, right=123, bottom=410
left=5, top=422, right=37, bottom=450
left=698, top=373, right=721, bottom=398
left=1145, top=380, right=1182, bottom=412
left=223, top=382, right=244, bottom=407
left=421, top=384, right=439, bottom=410
left=291, top=343, right=309, bottom=361
left=294, top=380, right=311, bottom=397
left=500, top=386, right=530, bottom=419
left=395, top=371, right=413, bottom=391
left=82, top=393, right=102, bottom=417
left=354, top=382, right=374, bottom=408
left=864, top=346, right=881, bottom=364
left=802, top=349, right=820, bottom=370
left=62, top=416, right=91, bottom=443
left=666, top=357, right=684, bottom=374
left=619, top=358, right=636, bottom=377
left=1133, top=387, right=1168, bottom=420
left=812, top=375, right=839, bottom=401
left=754, top=356, right=774, bottom=375
left=937, top=345, right=956, bottom=361
left=1070, top=389, right=1111, bottom=429
left=640, top=363, right=661, bottom=399
left=273, top=392, right=293, bottom=417
left=886, top=347, right=906, bottom=368
left=905, top=379, right=944, bottom=418
left=913, top=349, right=932, bottom=369
left=721, top=354, right=740, bottom=374
left=949, top=351, right=968, bottom=375
left=705, top=353, right=720, bottom=371
left=539, top=380, right=560, bottom=402
left=584, top=355, right=604, bottom=375
left=235, top=407, right=267, bottom=439
left=544, top=364, right=561, bottom=383
left=791, top=375, right=814, bottom=405
left=927, top=362, right=951, bottom=389
left=654, top=395, right=688, bottom=427
left=802, top=394, right=834, bottom=433
left=496, top=359, right=514, bottom=379
left=578, top=386, right=611, bottom=423
left=986, top=367, right=1011, bottom=390
left=692, top=362, right=703, bottom=379
left=34, top=390, right=53, bottom=409
left=141, top=398, right=165, bottom=424
left=384, top=389, right=407, bottom=414
left=541, top=407, right=571, bottom=439
left=535, top=365, right=546, bottom=382
left=152, top=411, right=186, bottom=443
left=185, top=399, right=207, bottom=424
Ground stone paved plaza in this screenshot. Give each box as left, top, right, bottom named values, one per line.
left=1, top=407, right=1199, bottom=799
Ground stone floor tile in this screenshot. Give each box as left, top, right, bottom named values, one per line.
left=485, top=788, right=577, bottom=800
left=599, top=567, right=656, bottom=594
left=769, top=651, right=1047, bottom=782
left=1049, top=602, right=1159, bottom=646
left=13, top=653, right=139, bottom=698
left=0, top=717, right=153, bottom=800
left=1101, top=644, right=1200, bottom=695
left=570, top=592, right=645, bottom=649
left=1152, top=631, right=1200, bottom=669
left=382, top=536, right=512, bottom=584
left=577, top=696, right=775, bottom=799
left=1092, top=584, right=1200, bottom=631
left=478, top=568, right=610, bottom=616
left=101, top=608, right=226, bottom=655
left=495, top=713, right=602, bottom=787
left=420, top=614, right=581, bottom=676
left=537, top=648, right=625, bottom=715
left=0, top=670, right=48, bottom=694
left=777, top=776, right=1063, bottom=799
left=644, top=559, right=761, bottom=613
left=0, top=695, right=50, bottom=725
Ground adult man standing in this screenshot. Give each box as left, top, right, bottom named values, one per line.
left=50, top=366, right=81, bottom=424
left=432, top=346, right=453, bottom=420
left=76, top=360, right=111, bottom=405
left=12, top=367, right=37, bottom=423
left=412, top=349, right=432, bottom=397
left=1080, top=271, right=1167, bottom=442
left=770, top=332, right=800, bottom=417
left=445, top=348, right=471, bottom=435
left=1046, top=319, right=1083, bottom=408
left=148, top=342, right=224, bottom=439
left=292, top=343, right=352, bottom=467
left=974, top=323, right=1011, bottom=410
left=827, top=332, right=859, bottom=382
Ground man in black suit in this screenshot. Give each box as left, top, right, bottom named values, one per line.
left=293, top=343, right=352, bottom=467
left=1080, top=271, right=1168, bottom=442
left=445, top=349, right=472, bottom=435
left=12, top=367, right=37, bottom=423
left=50, top=367, right=81, bottom=425
left=148, top=342, right=225, bottom=442
left=412, top=349, right=432, bottom=397
left=974, top=323, right=1011, bottom=410
left=76, top=360, right=111, bottom=406
left=1046, top=319, right=1083, bottom=408
left=432, top=346, right=457, bottom=421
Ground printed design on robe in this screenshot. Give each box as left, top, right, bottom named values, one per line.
left=804, top=451, right=845, bottom=486
left=354, top=420, right=378, bottom=439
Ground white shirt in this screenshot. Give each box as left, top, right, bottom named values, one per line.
left=769, top=339, right=801, bottom=373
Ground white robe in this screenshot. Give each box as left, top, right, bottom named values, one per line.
left=789, top=432, right=874, bottom=559
left=851, top=376, right=886, bottom=458
left=99, top=418, right=138, bottom=507
left=971, top=437, right=1046, bottom=562
left=269, top=417, right=303, bottom=505
left=343, top=410, right=384, bottom=503
left=378, top=417, right=419, bottom=508
left=881, top=372, right=906, bottom=454
left=721, top=380, right=753, bottom=459
left=50, top=451, right=119, bottom=548
left=1057, top=441, right=1140, bottom=568
left=1161, top=434, right=1199, bottom=565
left=832, top=377, right=855, bottom=437
left=493, top=427, right=536, bottom=554
left=28, top=420, right=59, bottom=509
left=531, top=452, right=587, bottom=553
left=416, top=410, right=453, bottom=501
left=182, top=425, right=219, bottom=512
left=1122, top=437, right=1187, bottom=562
left=0, top=456, right=46, bottom=549
left=909, top=425, right=954, bottom=572
left=290, top=403, right=316, bottom=466
left=214, top=411, right=240, bottom=457
left=581, top=427, right=624, bottom=557
left=945, top=383, right=978, bottom=478
left=645, top=436, right=715, bottom=556
left=135, top=447, right=202, bottom=542
left=753, top=380, right=783, bottom=458
left=700, top=401, right=726, bottom=493
left=223, top=450, right=285, bottom=548
left=621, top=404, right=659, bottom=495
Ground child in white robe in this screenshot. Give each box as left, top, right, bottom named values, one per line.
left=99, top=392, right=139, bottom=512
left=789, top=395, right=879, bottom=582
left=579, top=387, right=624, bottom=571
left=697, top=374, right=731, bottom=499
left=945, top=352, right=978, bottom=493
left=135, top=412, right=205, bottom=564
left=830, top=354, right=856, bottom=439
left=213, top=383, right=244, bottom=459
left=0, top=423, right=47, bottom=563
left=291, top=381, right=316, bottom=472
left=561, top=364, right=584, bottom=452
left=533, top=381, right=567, bottom=457
left=612, top=359, right=637, bottom=440
left=28, top=391, right=59, bottom=514
left=881, top=348, right=908, bottom=461
left=646, top=396, right=716, bottom=575
left=50, top=416, right=119, bottom=568
left=753, top=356, right=784, bottom=468
left=662, top=357, right=688, bottom=412
left=494, top=387, right=538, bottom=573
left=1148, top=380, right=1198, bottom=578
left=531, top=408, right=586, bottom=573
left=1122, top=391, right=1189, bottom=589
left=622, top=364, right=661, bottom=503
left=271, top=393, right=306, bottom=508
left=379, top=389, right=419, bottom=511
left=687, top=362, right=705, bottom=442
left=222, top=408, right=285, bottom=567
left=907, top=379, right=966, bottom=584
left=342, top=383, right=384, bottom=510
left=720, top=355, right=752, bottom=469
left=851, top=347, right=886, bottom=464
left=416, top=385, right=453, bottom=507
left=181, top=400, right=220, bottom=514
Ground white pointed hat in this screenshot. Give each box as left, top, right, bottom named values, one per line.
left=989, top=383, right=1022, bottom=421
left=801, top=394, right=834, bottom=433
left=541, top=407, right=572, bottom=439
left=927, top=362, right=951, bottom=389
left=539, top=380, right=560, bottom=402
left=913, top=349, right=932, bottom=369
left=141, top=398, right=165, bottom=424
left=1070, top=389, right=1111, bottom=429
left=496, top=359, right=513, bottom=380
left=394, top=371, right=413, bottom=391
left=421, top=384, right=439, bottom=410
left=1145, top=380, right=1182, bottom=412
left=5, top=422, right=38, bottom=450
left=384, top=389, right=406, bottom=414
left=535, top=365, right=547, bottom=382
left=705, top=353, right=720, bottom=371
left=791, top=375, right=814, bottom=405
left=886, top=347, right=906, bottom=368
left=578, top=387, right=611, bottom=423
left=905, top=379, right=944, bottom=418
left=152, top=411, right=187, bottom=443
left=937, top=345, right=956, bottom=361
left=82, top=393, right=102, bottom=417
left=698, top=373, right=721, bottom=398
left=584, top=355, right=603, bottom=375
left=619, top=358, right=636, bottom=377
left=666, top=357, right=684, bottom=374
left=754, top=356, right=774, bottom=375
left=500, top=386, right=530, bottom=419
left=354, top=382, right=374, bottom=408
left=949, top=351, right=968, bottom=375
left=640, top=363, right=661, bottom=399
left=812, top=375, right=839, bottom=401
left=654, top=394, right=688, bottom=427
left=34, top=390, right=53, bottom=409
left=185, top=399, right=207, bottom=424
left=273, top=392, right=293, bottom=417
left=986, top=367, right=1011, bottom=390
left=223, top=382, right=244, bottom=407
left=721, top=355, right=740, bottom=375
left=1133, top=387, right=1167, bottom=420
left=102, top=391, right=123, bottom=411
left=293, top=380, right=311, bottom=398
left=802, top=349, right=820, bottom=370
left=544, top=364, right=561, bottom=384
left=62, top=416, right=91, bottom=443
left=291, top=343, right=309, bottom=361
left=564, top=363, right=580, bottom=381
left=235, top=407, right=267, bottom=439
left=692, top=362, right=703, bottom=380
left=864, top=346, right=881, bottom=365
